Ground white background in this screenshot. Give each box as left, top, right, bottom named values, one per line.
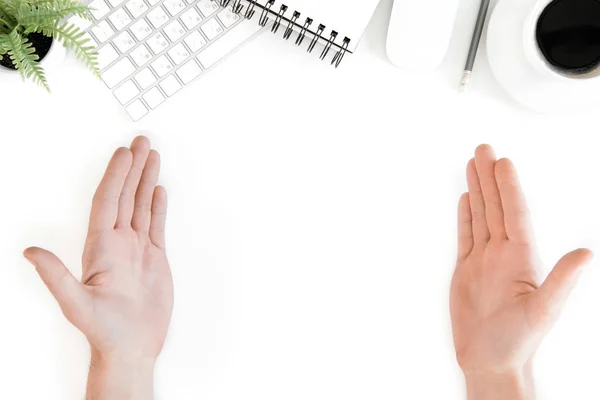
left=2, top=0, right=600, bottom=398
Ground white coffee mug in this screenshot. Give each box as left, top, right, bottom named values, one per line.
left=522, top=0, right=600, bottom=83
left=487, top=0, right=600, bottom=112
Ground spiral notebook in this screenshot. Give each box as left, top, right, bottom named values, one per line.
left=233, top=0, right=381, bottom=66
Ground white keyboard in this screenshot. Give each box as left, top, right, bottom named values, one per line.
left=73, top=0, right=264, bottom=120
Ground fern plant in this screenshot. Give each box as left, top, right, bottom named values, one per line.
left=0, top=0, right=99, bottom=92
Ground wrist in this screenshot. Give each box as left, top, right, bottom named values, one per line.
left=87, top=350, right=156, bottom=400
left=464, top=365, right=534, bottom=400
left=90, top=349, right=157, bottom=372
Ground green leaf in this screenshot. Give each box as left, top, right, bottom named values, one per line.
left=18, top=0, right=90, bottom=28
left=0, top=0, right=97, bottom=88
left=0, top=0, right=20, bottom=15
left=0, top=33, right=8, bottom=53
left=0, top=3, right=17, bottom=32
left=4, top=29, right=31, bottom=74
left=32, top=21, right=99, bottom=78
left=3, top=29, right=49, bottom=91
left=23, top=0, right=57, bottom=6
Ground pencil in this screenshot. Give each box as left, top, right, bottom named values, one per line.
left=460, top=0, right=491, bottom=92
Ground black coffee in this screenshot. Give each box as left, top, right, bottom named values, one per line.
left=536, top=0, right=600, bottom=74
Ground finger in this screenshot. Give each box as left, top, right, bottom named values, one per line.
left=457, top=193, right=474, bottom=261
left=149, top=186, right=168, bottom=249
left=533, top=248, right=593, bottom=324
left=89, top=148, right=133, bottom=232
left=132, top=150, right=161, bottom=233
left=116, top=136, right=151, bottom=228
left=474, top=145, right=506, bottom=239
left=24, top=247, right=91, bottom=326
left=495, top=158, right=534, bottom=244
left=466, top=158, right=490, bottom=243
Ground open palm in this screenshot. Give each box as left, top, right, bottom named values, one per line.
left=25, top=136, right=173, bottom=363
left=450, top=145, right=592, bottom=376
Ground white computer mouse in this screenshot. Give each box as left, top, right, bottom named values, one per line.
left=386, top=0, right=460, bottom=71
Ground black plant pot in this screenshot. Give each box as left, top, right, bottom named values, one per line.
left=0, top=33, right=53, bottom=70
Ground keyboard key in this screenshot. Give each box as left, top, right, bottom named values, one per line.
left=159, top=75, right=182, bottom=96
left=130, top=44, right=153, bottom=66
left=217, top=7, right=240, bottom=28
left=167, top=43, right=190, bottom=65
left=113, top=80, right=140, bottom=104
left=147, top=6, right=169, bottom=28
left=151, top=55, right=173, bottom=77
left=103, top=57, right=135, bottom=88
left=180, top=8, right=202, bottom=29
left=176, top=59, right=202, bottom=84
left=97, top=44, right=119, bottom=70
left=108, top=0, right=125, bottom=6
left=126, top=99, right=149, bottom=121
left=114, top=31, right=136, bottom=53
left=184, top=30, right=207, bottom=52
left=130, top=18, right=152, bottom=40
left=147, top=0, right=161, bottom=5
left=89, top=0, right=110, bottom=19
left=163, top=0, right=186, bottom=16
left=164, top=20, right=185, bottom=42
left=143, top=87, right=166, bottom=109
left=109, top=8, right=132, bottom=30
left=134, top=67, right=157, bottom=89
left=196, top=0, right=218, bottom=17
left=201, top=18, right=223, bottom=40
left=126, top=0, right=148, bottom=18
left=91, top=20, right=115, bottom=43
left=197, top=18, right=262, bottom=68
left=147, top=32, right=169, bottom=54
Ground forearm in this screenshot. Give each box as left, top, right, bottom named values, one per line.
left=465, top=364, right=535, bottom=400
left=87, top=352, right=155, bottom=400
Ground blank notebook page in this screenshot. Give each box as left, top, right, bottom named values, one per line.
left=254, top=0, right=381, bottom=52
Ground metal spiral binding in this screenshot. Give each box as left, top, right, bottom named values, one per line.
left=331, top=37, right=350, bottom=67
left=283, top=11, right=300, bottom=40
left=271, top=4, right=288, bottom=34
left=231, top=0, right=243, bottom=14
left=320, top=31, right=337, bottom=60
left=258, top=0, right=275, bottom=26
left=295, top=17, right=312, bottom=46
left=227, top=1, right=351, bottom=67
left=307, top=24, right=325, bottom=53
left=244, top=0, right=257, bottom=18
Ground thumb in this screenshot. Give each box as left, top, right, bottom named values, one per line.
left=24, top=247, right=89, bottom=323
left=534, top=248, right=594, bottom=320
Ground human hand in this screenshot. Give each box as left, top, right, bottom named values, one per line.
left=450, top=145, right=592, bottom=399
left=25, top=136, right=173, bottom=399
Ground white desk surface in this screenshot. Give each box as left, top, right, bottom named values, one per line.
left=2, top=0, right=600, bottom=398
